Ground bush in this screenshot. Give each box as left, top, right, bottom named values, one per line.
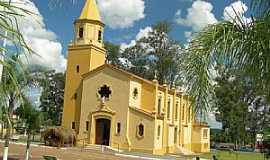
left=42, top=127, right=76, bottom=147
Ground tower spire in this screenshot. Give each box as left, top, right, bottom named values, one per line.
left=79, top=0, right=102, bottom=22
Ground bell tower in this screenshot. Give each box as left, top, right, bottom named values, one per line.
left=62, top=0, right=106, bottom=129
left=74, top=0, right=104, bottom=48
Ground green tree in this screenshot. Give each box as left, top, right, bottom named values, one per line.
left=214, top=70, right=248, bottom=148
left=248, top=96, right=270, bottom=145
left=122, top=21, right=182, bottom=86
left=121, top=42, right=149, bottom=78
left=15, top=100, right=42, bottom=160
left=39, top=70, right=65, bottom=126
left=214, top=68, right=270, bottom=147
left=105, top=42, right=121, bottom=66
left=182, top=0, right=270, bottom=116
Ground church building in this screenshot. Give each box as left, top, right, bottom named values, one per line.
left=61, top=0, right=210, bottom=155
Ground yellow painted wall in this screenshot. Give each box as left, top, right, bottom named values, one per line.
left=61, top=45, right=105, bottom=131
left=167, top=95, right=173, bottom=123
left=129, top=80, right=142, bottom=109
left=183, top=125, right=193, bottom=150
left=89, top=47, right=106, bottom=70
left=154, top=120, right=163, bottom=150
left=128, top=108, right=155, bottom=152
left=176, top=98, right=181, bottom=121
left=62, top=47, right=90, bottom=129
left=79, top=67, right=130, bottom=147
left=191, top=126, right=210, bottom=153
left=168, top=126, right=175, bottom=147
left=157, top=91, right=165, bottom=114
left=141, top=82, right=156, bottom=111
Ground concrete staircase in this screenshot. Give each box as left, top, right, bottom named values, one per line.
left=84, top=144, right=122, bottom=153
left=84, top=144, right=103, bottom=151
left=173, top=146, right=197, bottom=156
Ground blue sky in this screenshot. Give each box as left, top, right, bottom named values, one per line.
left=32, top=0, right=251, bottom=55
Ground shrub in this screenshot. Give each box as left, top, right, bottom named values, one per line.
left=42, top=127, right=76, bottom=147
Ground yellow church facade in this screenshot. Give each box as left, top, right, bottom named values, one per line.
left=61, top=0, right=210, bottom=155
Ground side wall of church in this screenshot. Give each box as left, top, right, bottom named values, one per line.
left=191, top=126, right=210, bottom=153
left=129, top=80, right=142, bottom=109
left=153, top=119, right=164, bottom=150
left=141, top=82, right=156, bottom=111
left=128, top=108, right=155, bottom=153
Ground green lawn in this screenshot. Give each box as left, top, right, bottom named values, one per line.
left=200, top=150, right=265, bottom=160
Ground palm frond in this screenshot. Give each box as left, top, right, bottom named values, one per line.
left=251, top=0, right=270, bottom=15
left=183, top=14, right=270, bottom=115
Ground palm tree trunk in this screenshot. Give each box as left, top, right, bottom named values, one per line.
left=3, top=97, right=15, bottom=160
left=3, top=122, right=11, bottom=160
left=0, top=122, right=3, bottom=139
left=25, top=133, right=31, bottom=160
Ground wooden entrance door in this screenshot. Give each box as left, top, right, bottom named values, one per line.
left=95, top=118, right=111, bottom=146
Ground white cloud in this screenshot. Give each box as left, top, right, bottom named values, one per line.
left=4, top=0, right=66, bottom=72
left=223, top=0, right=251, bottom=24
left=175, top=9, right=181, bottom=16
left=175, top=0, right=217, bottom=31
left=184, top=31, right=192, bottom=39
left=135, top=26, right=152, bottom=40
left=206, top=112, right=222, bottom=129
left=120, top=26, right=152, bottom=51
left=97, top=0, right=145, bottom=29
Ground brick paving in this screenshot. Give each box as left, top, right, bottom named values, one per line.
left=0, top=143, right=139, bottom=160
left=0, top=143, right=190, bottom=160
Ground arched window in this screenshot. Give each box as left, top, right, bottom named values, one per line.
left=79, top=27, right=84, bottom=39
left=72, top=122, right=75, bottom=129
left=98, top=30, right=102, bottom=42
left=74, top=93, right=78, bottom=100
left=174, top=127, right=177, bottom=143
left=167, top=99, right=171, bottom=119
left=203, top=129, right=208, bottom=139
left=187, top=107, right=191, bottom=123
left=76, top=65, right=80, bottom=73
left=86, top=121, right=89, bottom=131
left=175, top=102, right=179, bottom=120
left=157, top=125, right=161, bottom=138
left=137, top=123, right=144, bottom=138
left=157, top=97, right=162, bottom=114
left=182, top=104, right=185, bottom=121
left=116, top=122, right=121, bottom=135
left=133, top=88, right=138, bottom=99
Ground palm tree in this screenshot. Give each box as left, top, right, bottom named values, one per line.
left=0, top=55, right=44, bottom=159
left=0, top=1, right=35, bottom=159
left=182, top=0, right=270, bottom=119
left=15, top=100, right=42, bottom=160
left=0, top=55, right=27, bottom=160
left=0, top=54, right=46, bottom=160
left=0, top=1, right=33, bottom=60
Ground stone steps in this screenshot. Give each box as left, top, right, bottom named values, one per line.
left=174, top=146, right=197, bottom=156
left=84, top=144, right=122, bottom=153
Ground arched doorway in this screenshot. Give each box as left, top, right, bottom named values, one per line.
left=95, top=118, right=111, bottom=145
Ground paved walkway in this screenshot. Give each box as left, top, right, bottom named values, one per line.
left=0, top=142, right=191, bottom=160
